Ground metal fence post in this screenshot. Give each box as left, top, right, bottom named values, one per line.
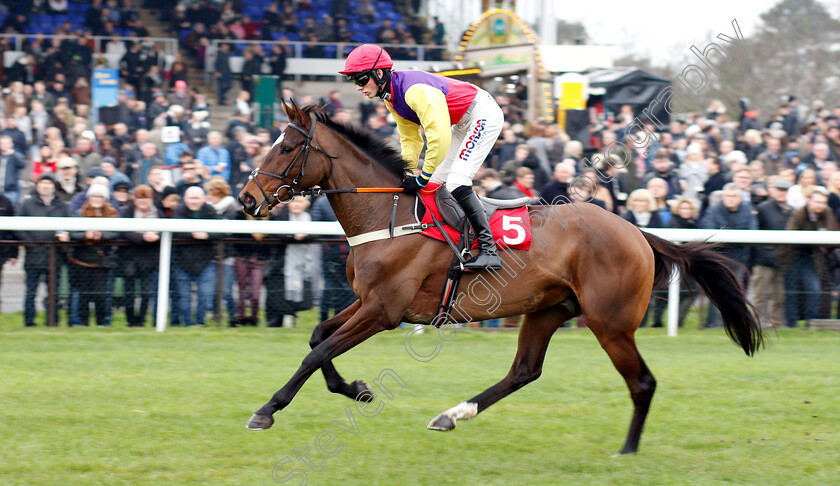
left=667, top=266, right=681, bottom=337
left=215, top=241, right=224, bottom=325
left=155, top=231, right=173, bottom=332
left=48, top=244, right=57, bottom=327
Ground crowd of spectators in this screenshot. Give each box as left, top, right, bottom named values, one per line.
left=467, top=96, right=840, bottom=329
left=171, top=0, right=446, bottom=70
left=0, top=67, right=357, bottom=327
left=1, top=2, right=837, bottom=330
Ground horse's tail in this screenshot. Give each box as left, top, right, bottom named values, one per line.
left=641, top=231, right=763, bottom=356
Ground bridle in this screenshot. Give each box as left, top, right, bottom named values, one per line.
left=248, top=113, right=338, bottom=214
left=246, top=109, right=457, bottom=264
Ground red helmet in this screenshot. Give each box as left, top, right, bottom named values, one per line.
left=339, top=44, right=393, bottom=75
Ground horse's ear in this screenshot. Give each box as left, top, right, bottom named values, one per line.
left=289, top=98, right=305, bottom=124
left=281, top=99, right=292, bottom=118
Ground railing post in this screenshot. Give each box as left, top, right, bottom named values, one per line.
left=155, top=231, right=173, bottom=332
left=48, top=244, right=57, bottom=327
left=667, top=266, right=681, bottom=337
left=215, top=241, right=224, bottom=325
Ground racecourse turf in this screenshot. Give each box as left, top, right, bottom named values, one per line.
left=1, top=311, right=839, bottom=485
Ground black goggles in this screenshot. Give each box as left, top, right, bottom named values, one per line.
left=347, top=72, right=371, bottom=86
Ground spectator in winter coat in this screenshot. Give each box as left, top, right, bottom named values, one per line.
left=752, top=177, right=793, bottom=328
left=171, top=186, right=223, bottom=326
left=15, top=174, right=70, bottom=327
left=67, top=184, right=120, bottom=327
left=538, top=161, right=574, bottom=205
left=119, top=184, right=162, bottom=327
left=777, top=186, right=837, bottom=328
left=700, top=183, right=757, bottom=328
left=0, top=134, right=26, bottom=207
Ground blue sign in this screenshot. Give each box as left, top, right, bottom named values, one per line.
left=91, top=69, right=119, bottom=126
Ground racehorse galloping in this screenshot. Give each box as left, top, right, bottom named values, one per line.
left=238, top=102, right=763, bottom=454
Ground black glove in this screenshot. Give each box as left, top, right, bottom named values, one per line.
left=399, top=176, right=425, bottom=194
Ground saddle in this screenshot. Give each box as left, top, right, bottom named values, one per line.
left=419, top=185, right=531, bottom=328
left=434, top=188, right=532, bottom=232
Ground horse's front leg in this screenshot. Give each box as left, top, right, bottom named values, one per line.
left=308, top=299, right=374, bottom=401
left=247, top=297, right=399, bottom=430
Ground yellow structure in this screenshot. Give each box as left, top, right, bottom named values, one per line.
left=455, top=9, right=554, bottom=122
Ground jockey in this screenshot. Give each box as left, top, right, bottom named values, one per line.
left=340, top=44, right=504, bottom=270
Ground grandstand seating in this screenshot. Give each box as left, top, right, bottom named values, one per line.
left=7, top=0, right=405, bottom=40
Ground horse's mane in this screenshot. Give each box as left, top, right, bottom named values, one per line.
left=300, top=105, right=408, bottom=180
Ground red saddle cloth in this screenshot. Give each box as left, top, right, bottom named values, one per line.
left=417, top=183, right=532, bottom=250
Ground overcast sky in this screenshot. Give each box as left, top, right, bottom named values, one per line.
left=553, top=0, right=814, bottom=65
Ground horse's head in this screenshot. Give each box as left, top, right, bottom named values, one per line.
left=238, top=100, right=335, bottom=217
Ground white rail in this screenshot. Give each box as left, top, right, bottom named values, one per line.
left=1, top=218, right=835, bottom=334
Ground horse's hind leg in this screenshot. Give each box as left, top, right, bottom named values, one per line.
left=308, top=300, right=373, bottom=401
left=428, top=304, right=573, bottom=431
left=586, top=309, right=656, bottom=454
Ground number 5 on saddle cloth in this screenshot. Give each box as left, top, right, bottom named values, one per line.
left=415, top=183, right=532, bottom=327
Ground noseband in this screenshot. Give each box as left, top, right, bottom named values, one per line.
left=248, top=113, right=337, bottom=213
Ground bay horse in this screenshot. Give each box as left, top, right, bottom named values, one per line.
left=238, top=101, right=762, bottom=454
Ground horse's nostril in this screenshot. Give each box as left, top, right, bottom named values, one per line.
left=239, top=192, right=256, bottom=211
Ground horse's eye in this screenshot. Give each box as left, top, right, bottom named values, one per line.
left=281, top=146, right=293, bottom=154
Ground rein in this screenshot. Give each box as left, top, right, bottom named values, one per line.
left=249, top=112, right=405, bottom=213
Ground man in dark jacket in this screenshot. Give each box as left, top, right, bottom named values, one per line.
left=240, top=48, right=262, bottom=97
left=15, top=174, right=70, bottom=326
left=226, top=126, right=250, bottom=189
left=700, top=183, right=757, bottom=327
left=0, top=134, right=27, bottom=207
left=171, top=186, right=223, bottom=326
left=639, top=152, right=682, bottom=199
left=120, top=185, right=163, bottom=327
left=215, top=42, right=233, bottom=105
left=757, top=137, right=786, bottom=177
left=751, top=177, right=793, bottom=327
left=477, top=169, right=517, bottom=200
left=0, top=117, right=28, bottom=159
left=777, top=186, right=837, bottom=328
left=538, top=161, right=573, bottom=205
left=0, top=193, right=18, bottom=310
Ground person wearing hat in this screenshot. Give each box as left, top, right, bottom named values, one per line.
left=69, top=175, right=120, bottom=215
left=339, top=44, right=506, bottom=269
left=67, top=183, right=120, bottom=327
left=167, top=79, right=194, bottom=112
left=0, top=134, right=26, bottom=207
left=15, top=173, right=70, bottom=327
left=55, top=156, right=84, bottom=202
left=112, top=180, right=133, bottom=212
left=752, top=176, right=793, bottom=328
left=159, top=185, right=181, bottom=218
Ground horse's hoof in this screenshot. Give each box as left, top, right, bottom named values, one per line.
left=246, top=413, right=275, bottom=430
left=351, top=380, right=375, bottom=402
left=427, top=413, right=455, bottom=431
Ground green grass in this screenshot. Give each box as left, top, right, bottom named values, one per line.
left=1, top=313, right=839, bottom=485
